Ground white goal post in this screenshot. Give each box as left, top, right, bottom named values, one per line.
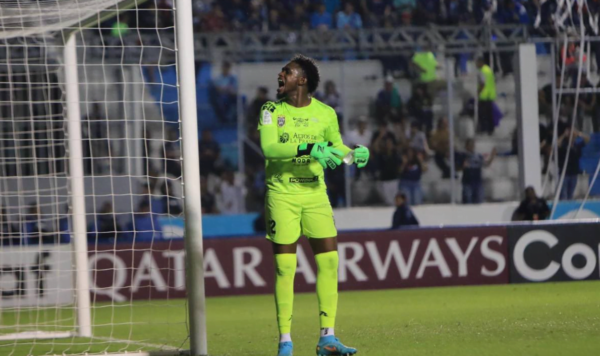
left=0, top=1, right=206, bottom=355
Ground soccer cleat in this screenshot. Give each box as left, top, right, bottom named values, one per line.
left=277, top=341, right=293, bottom=356
left=316, top=336, right=357, bottom=355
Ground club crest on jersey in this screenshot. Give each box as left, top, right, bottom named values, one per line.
left=277, top=115, right=285, bottom=127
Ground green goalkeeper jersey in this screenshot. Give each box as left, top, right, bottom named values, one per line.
left=258, top=98, right=352, bottom=195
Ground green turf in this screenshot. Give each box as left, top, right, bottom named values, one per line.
left=2, top=282, right=600, bottom=355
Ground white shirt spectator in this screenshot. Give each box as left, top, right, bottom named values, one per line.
left=345, top=119, right=372, bottom=147
left=217, top=176, right=246, bottom=214
left=345, top=128, right=372, bottom=148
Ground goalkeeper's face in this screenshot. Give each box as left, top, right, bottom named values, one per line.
left=276, top=62, right=305, bottom=99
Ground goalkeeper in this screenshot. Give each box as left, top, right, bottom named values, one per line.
left=258, top=54, right=369, bottom=356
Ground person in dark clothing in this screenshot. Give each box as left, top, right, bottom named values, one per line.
left=557, top=128, right=589, bottom=200
left=407, top=84, right=434, bottom=134
left=200, top=176, right=218, bottom=214
left=88, top=202, right=123, bottom=242
left=198, top=129, right=221, bottom=176
left=0, top=206, right=19, bottom=246
left=399, top=147, right=426, bottom=205
left=374, top=136, right=402, bottom=206
left=246, top=87, right=270, bottom=126
left=125, top=200, right=162, bottom=241
left=375, top=76, right=403, bottom=123
left=391, top=193, right=419, bottom=229
left=460, top=139, right=496, bottom=204
left=512, top=186, right=550, bottom=221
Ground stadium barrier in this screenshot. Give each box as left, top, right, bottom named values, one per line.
left=2, top=221, right=597, bottom=305
left=158, top=200, right=600, bottom=238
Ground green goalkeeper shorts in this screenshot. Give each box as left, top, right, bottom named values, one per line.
left=265, top=191, right=337, bottom=245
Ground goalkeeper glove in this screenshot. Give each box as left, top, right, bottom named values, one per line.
left=297, top=142, right=343, bottom=169
left=353, top=145, right=370, bottom=168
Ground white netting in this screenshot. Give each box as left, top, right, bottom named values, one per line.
left=0, top=1, right=188, bottom=355
left=0, top=0, right=129, bottom=39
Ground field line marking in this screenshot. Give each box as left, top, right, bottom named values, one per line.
left=90, top=335, right=181, bottom=350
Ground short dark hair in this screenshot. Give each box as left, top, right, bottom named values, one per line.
left=290, top=54, right=320, bottom=94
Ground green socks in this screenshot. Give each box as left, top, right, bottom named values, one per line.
left=274, top=251, right=339, bottom=336
left=315, top=251, right=339, bottom=330
left=274, top=253, right=297, bottom=335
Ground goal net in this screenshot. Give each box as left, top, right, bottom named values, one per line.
left=0, top=1, right=203, bottom=355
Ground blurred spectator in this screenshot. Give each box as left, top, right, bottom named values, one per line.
left=512, top=187, right=550, bottom=221
left=407, top=84, right=434, bottom=134
left=375, top=76, right=403, bottom=123
left=0, top=205, right=19, bottom=246
left=140, top=183, right=166, bottom=215
left=476, top=57, right=497, bottom=135
left=210, top=61, right=238, bottom=124
left=57, top=205, right=71, bottom=244
left=393, top=0, right=416, bottom=12
left=374, top=136, right=402, bottom=206
left=345, top=117, right=372, bottom=148
left=247, top=87, right=271, bottom=126
left=88, top=202, right=123, bottom=242
left=311, top=3, right=333, bottom=30
left=411, top=45, right=443, bottom=95
left=414, top=0, right=441, bottom=26
left=558, top=128, right=589, bottom=200
left=445, top=0, right=470, bottom=25
left=23, top=204, right=55, bottom=245
left=225, top=0, right=250, bottom=30
left=392, top=118, right=410, bottom=150
left=268, top=8, right=284, bottom=31
left=408, top=121, right=432, bottom=155
left=371, top=121, right=397, bottom=147
left=201, top=176, right=219, bottom=214
left=318, top=80, right=343, bottom=119
left=202, top=4, right=228, bottom=32
left=430, top=117, right=451, bottom=178
left=217, top=170, right=246, bottom=214
left=578, top=76, right=596, bottom=131
left=399, top=148, right=427, bottom=205
left=337, top=2, right=363, bottom=29
left=325, top=0, right=342, bottom=14
left=460, top=139, right=496, bottom=204
left=538, top=72, right=561, bottom=120
left=126, top=200, right=162, bottom=241
left=244, top=127, right=265, bottom=173
left=496, top=0, right=529, bottom=25
left=199, top=129, right=222, bottom=176
left=290, top=4, right=310, bottom=30
left=82, top=103, right=110, bottom=175
left=326, top=160, right=346, bottom=207
left=360, top=0, right=390, bottom=27
left=391, top=192, right=419, bottom=228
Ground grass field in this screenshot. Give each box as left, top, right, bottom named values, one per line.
left=1, top=281, right=600, bottom=355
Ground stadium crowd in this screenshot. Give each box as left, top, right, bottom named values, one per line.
left=107, top=0, right=580, bottom=35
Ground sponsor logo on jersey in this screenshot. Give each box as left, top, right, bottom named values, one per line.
left=262, top=102, right=276, bottom=113
left=272, top=174, right=283, bottom=183
left=279, top=133, right=289, bottom=143
left=293, top=117, right=309, bottom=127
left=292, top=133, right=317, bottom=143
left=277, top=115, right=286, bottom=127
left=289, top=176, right=319, bottom=183
left=291, top=157, right=311, bottom=165
left=262, top=110, right=272, bottom=125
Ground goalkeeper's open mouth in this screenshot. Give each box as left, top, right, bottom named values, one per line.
left=277, top=78, right=285, bottom=95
